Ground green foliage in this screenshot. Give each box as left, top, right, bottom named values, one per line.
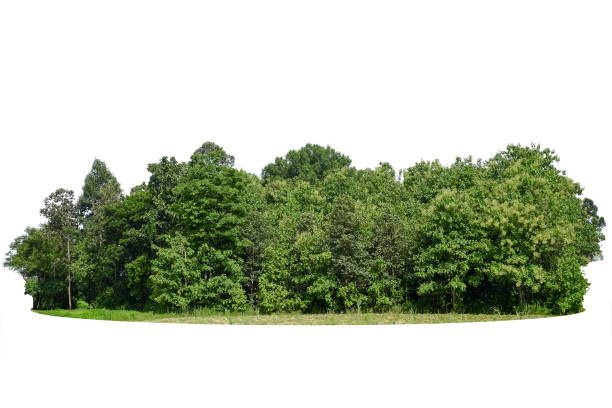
left=71, top=160, right=123, bottom=307
left=24, top=277, right=41, bottom=299
left=75, top=298, right=91, bottom=309
left=258, top=244, right=306, bottom=313
left=413, top=189, right=482, bottom=311
left=40, top=188, right=79, bottom=235
left=77, top=159, right=122, bottom=219
left=5, top=142, right=605, bottom=316
left=328, top=196, right=369, bottom=288
left=146, top=156, right=185, bottom=236
left=5, top=227, right=69, bottom=309
left=337, top=283, right=367, bottom=312
left=150, top=232, right=199, bottom=311
left=125, top=255, right=152, bottom=304
left=195, top=275, right=247, bottom=312
left=262, top=144, right=351, bottom=184
left=191, top=141, right=235, bottom=168
left=366, top=259, right=402, bottom=312
left=174, top=146, right=250, bottom=268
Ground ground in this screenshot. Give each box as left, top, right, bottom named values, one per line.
left=36, top=308, right=551, bottom=325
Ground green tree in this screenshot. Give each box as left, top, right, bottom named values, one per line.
left=192, top=141, right=235, bottom=167
left=73, top=160, right=123, bottom=307
left=412, top=189, right=484, bottom=312
left=170, top=143, right=249, bottom=308
left=102, top=184, right=156, bottom=307
left=241, top=175, right=273, bottom=305
left=262, top=144, right=351, bottom=185
left=146, top=155, right=186, bottom=237
left=4, top=227, right=66, bottom=309
left=327, top=195, right=369, bottom=311
left=149, top=232, right=199, bottom=310
left=40, top=188, right=79, bottom=309
left=150, top=232, right=247, bottom=312
left=478, top=144, right=604, bottom=313
left=77, top=159, right=121, bottom=219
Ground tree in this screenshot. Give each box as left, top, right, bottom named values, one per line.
left=146, top=155, right=186, bottom=238
left=4, top=227, right=67, bottom=309
left=241, top=176, right=272, bottom=305
left=258, top=176, right=331, bottom=313
left=368, top=206, right=411, bottom=311
left=327, top=195, right=369, bottom=311
left=149, top=232, right=248, bottom=312
left=403, top=157, right=482, bottom=205
left=40, top=188, right=79, bottom=309
left=412, top=189, right=483, bottom=312
left=171, top=143, right=250, bottom=308
left=73, top=160, right=122, bottom=307
left=101, top=184, right=156, bottom=307
left=258, top=244, right=302, bottom=313
left=478, top=144, right=604, bottom=313
left=149, top=232, right=200, bottom=310
left=175, top=146, right=250, bottom=261
left=191, top=141, right=235, bottom=168
left=578, top=197, right=606, bottom=261
left=261, top=144, right=351, bottom=185
left=77, top=159, right=121, bottom=219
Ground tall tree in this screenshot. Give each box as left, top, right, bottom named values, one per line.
left=175, top=145, right=249, bottom=258
left=412, top=188, right=482, bottom=312
left=5, top=227, right=66, bottom=309
left=327, top=195, right=369, bottom=311
left=241, top=175, right=272, bottom=305
left=101, top=184, right=156, bottom=308
left=73, top=160, right=122, bottom=306
left=479, top=144, right=605, bottom=313
left=77, top=159, right=121, bottom=219
left=146, top=155, right=186, bottom=237
left=39, top=188, right=79, bottom=309
left=167, top=143, right=250, bottom=309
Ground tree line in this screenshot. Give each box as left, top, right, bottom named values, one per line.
left=4, top=142, right=606, bottom=314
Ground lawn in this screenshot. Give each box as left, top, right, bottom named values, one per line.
left=36, top=308, right=552, bottom=325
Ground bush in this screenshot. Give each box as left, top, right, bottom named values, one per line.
left=75, top=298, right=91, bottom=309
left=193, top=275, right=248, bottom=312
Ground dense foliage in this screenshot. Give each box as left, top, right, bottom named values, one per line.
left=4, top=143, right=605, bottom=315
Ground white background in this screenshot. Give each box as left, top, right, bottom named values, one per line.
left=1, top=1, right=611, bottom=407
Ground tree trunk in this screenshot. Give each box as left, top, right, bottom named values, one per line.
left=249, top=246, right=255, bottom=303
left=182, top=244, right=187, bottom=286
left=67, top=238, right=72, bottom=310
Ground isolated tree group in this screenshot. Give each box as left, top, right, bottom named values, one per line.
left=5, top=143, right=605, bottom=315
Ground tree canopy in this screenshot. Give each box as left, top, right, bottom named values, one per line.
left=261, top=144, right=351, bottom=185
left=4, top=142, right=605, bottom=315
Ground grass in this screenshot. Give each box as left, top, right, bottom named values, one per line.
left=35, top=308, right=553, bottom=325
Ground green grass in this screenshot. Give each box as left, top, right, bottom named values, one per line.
left=35, top=308, right=553, bottom=325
